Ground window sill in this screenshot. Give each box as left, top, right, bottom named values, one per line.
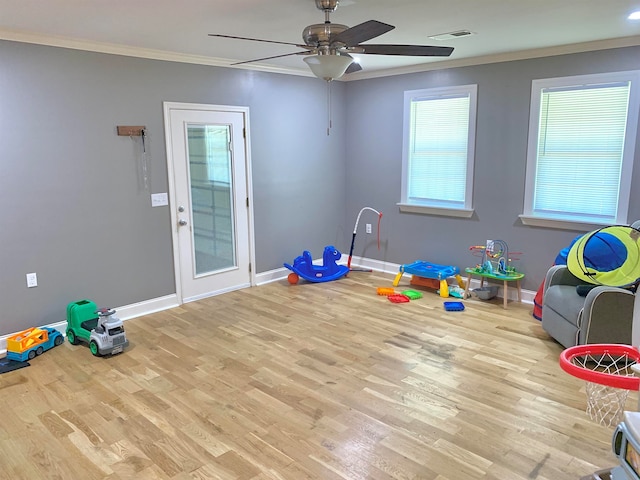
left=518, top=215, right=612, bottom=231
left=398, top=203, right=474, bottom=218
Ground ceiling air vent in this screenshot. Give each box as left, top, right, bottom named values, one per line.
left=427, top=30, right=475, bottom=41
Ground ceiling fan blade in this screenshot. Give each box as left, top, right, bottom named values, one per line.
left=357, top=44, right=454, bottom=57
left=231, top=51, right=312, bottom=66
left=209, top=33, right=306, bottom=48
left=330, top=20, right=395, bottom=47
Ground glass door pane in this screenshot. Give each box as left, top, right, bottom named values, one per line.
left=187, top=124, right=236, bottom=276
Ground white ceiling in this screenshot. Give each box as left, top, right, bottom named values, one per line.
left=1, top=0, right=639, bottom=80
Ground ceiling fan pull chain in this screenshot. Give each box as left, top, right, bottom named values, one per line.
left=327, top=80, right=332, bottom=136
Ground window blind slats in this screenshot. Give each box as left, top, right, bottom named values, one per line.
left=407, top=94, right=471, bottom=205
left=532, top=81, right=631, bottom=222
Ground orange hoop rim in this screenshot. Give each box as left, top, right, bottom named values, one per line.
left=560, top=344, right=640, bottom=390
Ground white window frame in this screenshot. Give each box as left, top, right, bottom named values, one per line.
left=398, top=84, right=477, bottom=218
left=521, top=70, right=640, bottom=229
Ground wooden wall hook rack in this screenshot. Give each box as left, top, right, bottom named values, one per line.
left=117, top=126, right=146, bottom=136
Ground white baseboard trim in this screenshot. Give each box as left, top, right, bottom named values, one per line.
left=116, top=293, right=180, bottom=320
left=0, top=294, right=180, bottom=357
left=255, top=267, right=290, bottom=286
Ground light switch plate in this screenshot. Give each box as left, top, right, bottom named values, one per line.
left=26, top=272, right=37, bottom=288
left=151, top=193, right=168, bottom=207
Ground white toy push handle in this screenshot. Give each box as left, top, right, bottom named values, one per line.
left=352, top=207, right=381, bottom=234
left=348, top=207, right=382, bottom=270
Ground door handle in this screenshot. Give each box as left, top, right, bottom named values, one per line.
left=178, top=219, right=188, bottom=226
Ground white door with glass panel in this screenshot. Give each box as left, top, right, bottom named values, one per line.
left=164, top=103, right=252, bottom=303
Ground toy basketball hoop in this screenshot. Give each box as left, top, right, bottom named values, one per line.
left=560, top=344, right=640, bottom=427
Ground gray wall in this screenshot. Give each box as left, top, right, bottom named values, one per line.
left=2, top=39, right=639, bottom=335
left=344, top=46, right=640, bottom=291
left=0, top=40, right=347, bottom=334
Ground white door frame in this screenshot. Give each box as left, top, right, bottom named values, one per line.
left=163, top=101, right=256, bottom=303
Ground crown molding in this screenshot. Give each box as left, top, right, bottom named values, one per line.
left=343, top=35, right=640, bottom=81
left=0, top=28, right=313, bottom=78
left=1, top=28, right=639, bottom=82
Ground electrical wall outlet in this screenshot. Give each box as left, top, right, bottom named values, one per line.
left=366, top=223, right=372, bottom=234
left=26, top=272, right=38, bottom=288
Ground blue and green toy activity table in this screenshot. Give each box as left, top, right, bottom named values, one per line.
left=393, top=261, right=463, bottom=298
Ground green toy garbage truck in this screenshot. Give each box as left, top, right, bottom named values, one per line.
left=66, top=300, right=129, bottom=356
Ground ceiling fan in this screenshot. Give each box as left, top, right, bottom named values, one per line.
left=209, top=0, right=454, bottom=81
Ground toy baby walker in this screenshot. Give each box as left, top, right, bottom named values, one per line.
left=284, top=245, right=349, bottom=284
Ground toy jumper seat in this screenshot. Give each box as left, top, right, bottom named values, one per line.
left=284, top=245, right=349, bottom=284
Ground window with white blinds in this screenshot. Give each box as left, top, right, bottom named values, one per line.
left=400, top=85, right=477, bottom=215
left=523, top=71, right=640, bottom=227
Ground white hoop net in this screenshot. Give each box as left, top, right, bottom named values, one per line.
left=584, top=382, right=630, bottom=427
left=570, top=351, right=638, bottom=428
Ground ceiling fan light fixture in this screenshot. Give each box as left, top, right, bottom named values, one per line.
left=304, top=54, right=353, bottom=81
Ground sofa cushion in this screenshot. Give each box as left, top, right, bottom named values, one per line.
left=543, top=285, right=586, bottom=327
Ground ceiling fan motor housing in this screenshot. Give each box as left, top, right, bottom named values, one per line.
left=303, top=23, right=349, bottom=48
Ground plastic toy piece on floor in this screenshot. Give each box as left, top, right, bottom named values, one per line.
left=284, top=245, right=349, bottom=284
left=377, top=287, right=395, bottom=296
left=445, top=285, right=465, bottom=298
left=388, top=294, right=411, bottom=303
left=443, top=301, right=465, bottom=311
left=0, top=358, right=29, bottom=374
left=402, top=289, right=423, bottom=300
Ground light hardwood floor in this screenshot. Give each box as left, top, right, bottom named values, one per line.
left=0, top=272, right=632, bottom=479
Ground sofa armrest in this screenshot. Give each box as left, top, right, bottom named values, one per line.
left=543, top=265, right=582, bottom=292
left=578, top=287, right=635, bottom=345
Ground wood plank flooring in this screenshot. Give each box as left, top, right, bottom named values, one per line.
left=0, top=272, right=631, bottom=479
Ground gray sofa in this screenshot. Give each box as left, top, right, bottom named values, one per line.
left=541, top=264, right=635, bottom=348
